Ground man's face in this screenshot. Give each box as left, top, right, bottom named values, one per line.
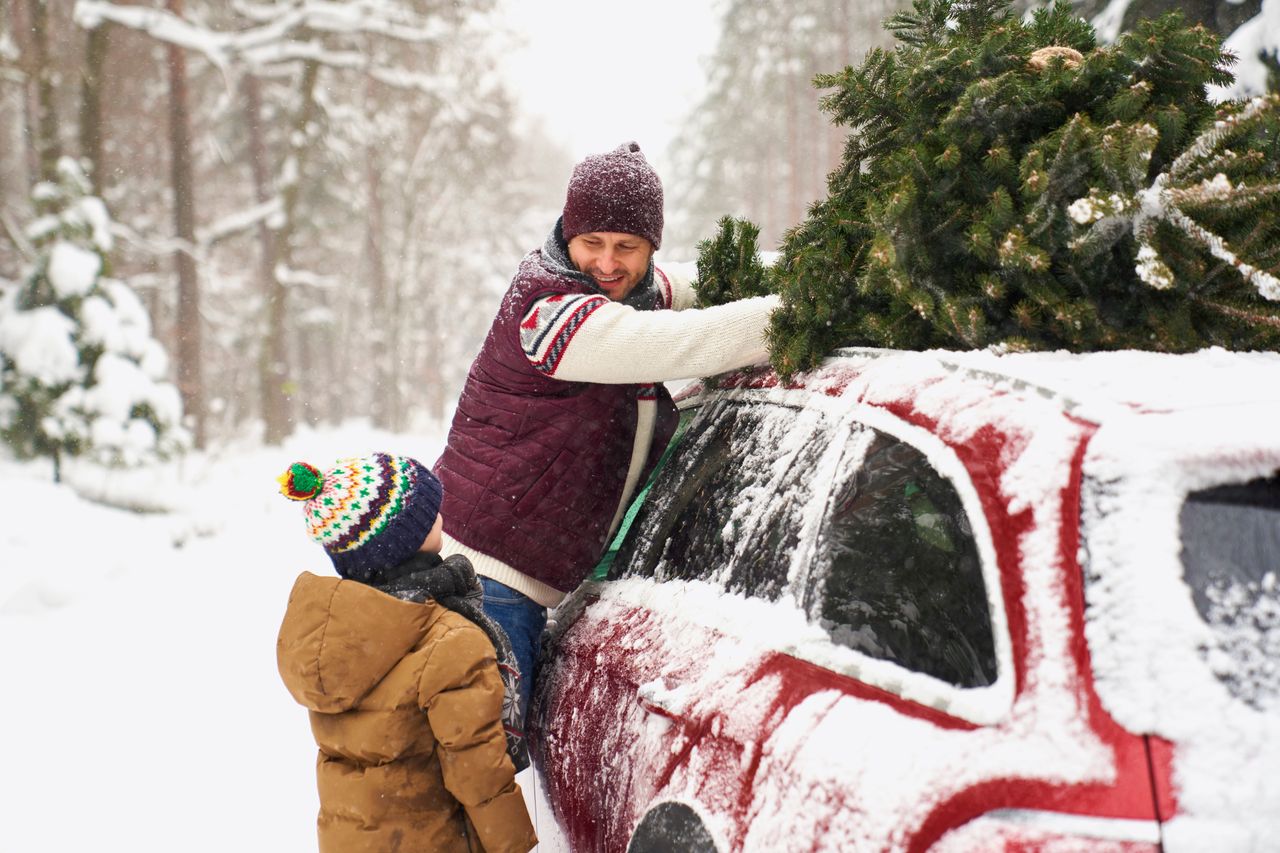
left=567, top=232, right=653, bottom=301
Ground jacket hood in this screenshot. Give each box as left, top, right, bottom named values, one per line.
left=277, top=571, right=438, bottom=713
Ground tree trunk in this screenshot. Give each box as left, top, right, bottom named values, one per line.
left=388, top=241, right=405, bottom=432
left=26, top=0, right=59, bottom=184
left=763, top=138, right=779, bottom=246
left=324, top=307, right=344, bottom=425
left=420, top=283, right=445, bottom=425
left=165, top=0, right=204, bottom=448
left=262, top=58, right=322, bottom=443
left=786, top=53, right=802, bottom=228
left=365, top=143, right=392, bottom=429
left=243, top=73, right=291, bottom=445
left=79, top=20, right=110, bottom=198
left=8, top=0, right=36, bottom=189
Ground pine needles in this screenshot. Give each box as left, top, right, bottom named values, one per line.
left=694, top=0, right=1280, bottom=375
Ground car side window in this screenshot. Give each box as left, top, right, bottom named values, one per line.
left=813, top=433, right=998, bottom=688
left=612, top=398, right=997, bottom=689
left=608, top=398, right=733, bottom=582
left=1179, top=474, right=1280, bottom=710
left=610, top=399, right=827, bottom=600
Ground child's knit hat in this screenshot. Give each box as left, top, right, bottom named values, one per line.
left=278, top=452, right=443, bottom=584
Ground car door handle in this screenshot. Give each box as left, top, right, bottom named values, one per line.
left=636, top=679, right=685, bottom=718
left=638, top=694, right=677, bottom=718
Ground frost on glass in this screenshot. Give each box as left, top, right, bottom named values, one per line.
left=1180, top=475, right=1280, bottom=711
left=610, top=399, right=828, bottom=600
left=611, top=397, right=997, bottom=688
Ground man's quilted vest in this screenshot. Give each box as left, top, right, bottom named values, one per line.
left=434, top=251, right=679, bottom=594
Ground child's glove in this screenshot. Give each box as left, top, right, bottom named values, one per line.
left=440, top=554, right=485, bottom=607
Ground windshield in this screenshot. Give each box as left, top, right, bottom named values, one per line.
left=1179, top=474, right=1280, bottom=711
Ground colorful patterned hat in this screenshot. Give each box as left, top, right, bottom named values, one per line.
left=278, top=452, right=443, bottom=583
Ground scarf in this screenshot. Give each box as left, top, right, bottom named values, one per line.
left=543, top=217, right=661, bottom=311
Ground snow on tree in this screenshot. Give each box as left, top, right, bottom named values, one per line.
left=69, top=0, right=556, bottom=442
left=694, top=0, right=1280, bottom=375
left=0, top=158, right=188, bottom=478
left=1067, top=94, right=1280, bottom=300
left=1212, top=0, right=1280, bottom=99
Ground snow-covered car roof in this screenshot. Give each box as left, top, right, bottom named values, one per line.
left=754, top=345, right=1280, bottom=415
left=691, top=345, right=1280, bottom=489
left=907, top=346, right=1280, bottom=414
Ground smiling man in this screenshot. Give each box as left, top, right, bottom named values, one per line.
left=433, top=141, right=778, bottom=715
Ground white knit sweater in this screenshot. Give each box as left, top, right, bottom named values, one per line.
left=442, top=263, right=780, bottom=607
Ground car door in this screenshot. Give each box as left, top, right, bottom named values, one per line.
left=538, top=397, right=843, bottom=850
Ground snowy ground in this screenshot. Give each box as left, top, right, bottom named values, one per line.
left=0, top=419, right=567, bottom=852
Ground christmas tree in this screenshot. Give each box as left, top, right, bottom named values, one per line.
left=695, top=0, right=1280, bottom=375
left=0, top=158, right=189, bottom=479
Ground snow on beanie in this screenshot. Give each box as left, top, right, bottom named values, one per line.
left=562, top=141, right=664, bottom=249
left=277, top=452, right=443, bottom=584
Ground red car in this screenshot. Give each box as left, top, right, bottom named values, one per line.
left=532, top=348, right=1280, bottom=852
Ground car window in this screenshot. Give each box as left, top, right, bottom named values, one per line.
left=1180, top=473, right=1280, bottom=710
left=593, top=410, right=695, bottom=580
left=610, top=399, right=829, bottom=600
left=612, top=397, right=998, bottom=689
left=812, top=433, right=998, bottom=688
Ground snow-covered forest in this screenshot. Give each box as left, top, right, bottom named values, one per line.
left=0, top=0, right=1277, bottom=851
left=1, top=0, right=1275, bottom=451
left=0, top=0, right=919, bottom=454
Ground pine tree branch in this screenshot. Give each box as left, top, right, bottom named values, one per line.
left=1161, top=203, right=1280, bottom=300
left=1169, top=95, right=1278, bottom=179
left=1192, top=295, right=1280, bottom=330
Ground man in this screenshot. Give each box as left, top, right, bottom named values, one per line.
left=434, top=141, right=779, bottom=714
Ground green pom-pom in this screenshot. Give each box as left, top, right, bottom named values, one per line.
left=278, top=462, right=324, bottom=501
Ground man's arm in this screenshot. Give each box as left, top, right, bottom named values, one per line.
left=520, top=290, right=780, bottom=384
left=657, top=262, right=699, bottom=311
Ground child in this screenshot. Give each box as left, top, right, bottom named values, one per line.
left=275, top=452, right=537, bottom=853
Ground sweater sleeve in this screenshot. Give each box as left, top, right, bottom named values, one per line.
left=521, top=292, right=780, bottom=384
left=420, top=625, right=537, bottom=853
left=656, top=261, right=699, bottom=310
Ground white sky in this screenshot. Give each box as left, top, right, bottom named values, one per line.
left=495, top=0, right=721, bottom=168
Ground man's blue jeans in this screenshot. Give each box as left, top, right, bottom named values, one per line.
left=480, top=577, right=547, bottom=723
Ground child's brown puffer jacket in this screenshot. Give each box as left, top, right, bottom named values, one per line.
left=277, top=571, right=537, bottom=853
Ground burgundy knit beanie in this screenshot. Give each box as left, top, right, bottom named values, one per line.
left=562, top=141, right=664, bottom=250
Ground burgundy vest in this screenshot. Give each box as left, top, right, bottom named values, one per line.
left=435, top=251, right=679, bottom=593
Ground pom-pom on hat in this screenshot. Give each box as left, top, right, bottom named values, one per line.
left=562, top=141, right=664, bottom=250
left=278, top=452, right=443, bottom=584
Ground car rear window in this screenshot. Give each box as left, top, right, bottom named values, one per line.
left=612, top=398, right=997, bottom=688
left=1180, top=474, right=1280, bottom=710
